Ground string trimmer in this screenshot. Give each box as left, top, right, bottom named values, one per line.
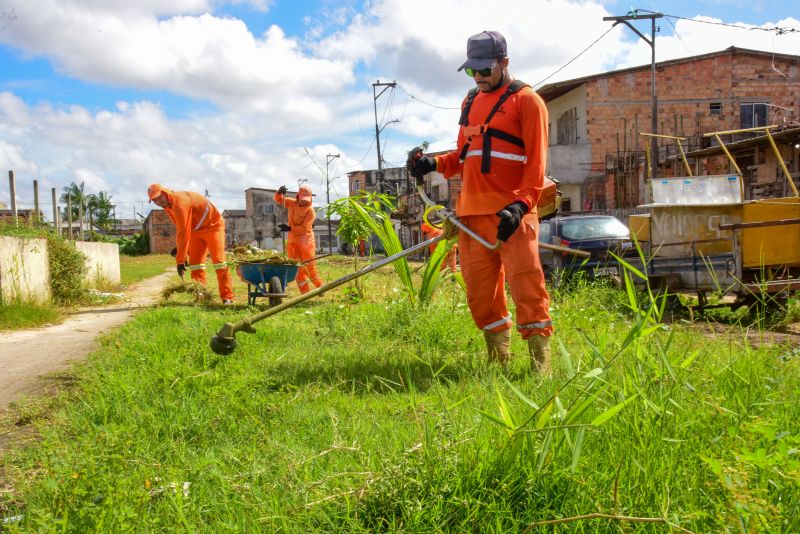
left=210, top=235, right=444, bottom=354
left=210, top=176, right=588, bottom=356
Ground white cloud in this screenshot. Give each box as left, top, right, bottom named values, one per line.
left=0, top=0, right=798, bottom=215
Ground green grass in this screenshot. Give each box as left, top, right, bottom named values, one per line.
left=1, top=259, right=799, bottom=532
left=119, top=254, right=173, bottom=286
left=0, top=302, right=62, bottom=331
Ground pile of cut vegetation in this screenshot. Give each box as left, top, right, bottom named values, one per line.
left=229, top=247, right=300, bottom=265
left=160, top=280, right=213, bottom=304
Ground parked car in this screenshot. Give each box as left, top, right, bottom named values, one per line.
left=538, top=214, right=635, bottom=283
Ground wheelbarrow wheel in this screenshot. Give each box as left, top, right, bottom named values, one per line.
left=268, top=276, right=283, bottom=307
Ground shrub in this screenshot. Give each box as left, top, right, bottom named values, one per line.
left=0, top=221, right=89, bottom=305
left=46, top=236, right=89, bottom=305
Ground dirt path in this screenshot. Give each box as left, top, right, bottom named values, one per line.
left=0, top=272, right=173, bottom=408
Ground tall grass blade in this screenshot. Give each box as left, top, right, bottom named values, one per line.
left=591, top=393, right=639, bottom=426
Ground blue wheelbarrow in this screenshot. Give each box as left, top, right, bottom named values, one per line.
left=236, top=262, right=300, bottom=307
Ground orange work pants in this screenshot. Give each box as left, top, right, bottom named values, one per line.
left=458, top=213, right=552, bottom=339
left=287, top=236, right=323, bottom=294
left=187, top=227, right=234, bottom=301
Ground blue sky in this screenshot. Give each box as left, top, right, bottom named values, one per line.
left=0, top=0, right=798, bottom=217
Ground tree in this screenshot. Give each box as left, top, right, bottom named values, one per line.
left=87, top=191, right=114, bottom=231
left=60, top=182, right=88, bottom=223
left=324, top=191, right=394, bottom=297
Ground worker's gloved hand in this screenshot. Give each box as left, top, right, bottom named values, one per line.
left=496, top=201, right=528, bottom=242
left=278, top=223, right=291, bottom=232
left=177, top=263, right=186, bottom=278
left=406, top=147, right=436, bottom=185
left=170, top=247, right=177, bottom=257
left=277, top=185, right=287, bottom=195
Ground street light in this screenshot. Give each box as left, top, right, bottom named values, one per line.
left=325, top=153, right=340, bottom=253
left=604, top=10, right=662, bottom=182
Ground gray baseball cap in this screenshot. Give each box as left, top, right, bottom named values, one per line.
left=457, top=31, right=507, bottom=72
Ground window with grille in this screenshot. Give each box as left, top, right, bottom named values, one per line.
left=709, top=102, right=722, bottom=115
left=740, top=103, right=768, bottom=128
left=556, top=108, right=578, bottom=145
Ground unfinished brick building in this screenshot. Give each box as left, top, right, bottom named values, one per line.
left=539, top=47, right=800, bottom=209
left=143, top=210, right=175, bottom=254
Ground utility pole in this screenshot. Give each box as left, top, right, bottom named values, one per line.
left=372, top=80, right=396, bottom=193
left=604, top=11, right=662, bottom=183
left=8, top=170, right=17, bottom=226
left=32, top=179, right=40, bottom=224
left=51, top=187, right=59, bottom=236
left=325, top=153, right=340, bottom=254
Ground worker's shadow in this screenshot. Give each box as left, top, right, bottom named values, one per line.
left=252, top=352, right=468, bottom=396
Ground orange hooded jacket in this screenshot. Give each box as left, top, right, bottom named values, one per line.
left=274, top=185, right=316, bottom=244
left=157, top=188, right=224, bottom=263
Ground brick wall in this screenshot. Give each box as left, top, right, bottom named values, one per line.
left=584, top=49, right=800, bottom=207
left=146, top=210, right=176, bottom=254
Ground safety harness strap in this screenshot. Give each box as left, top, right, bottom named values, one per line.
left=457, top=80, right=530, bottom=173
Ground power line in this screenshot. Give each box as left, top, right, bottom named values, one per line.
left=533, top=26, right=615, bottom=88
left=634, top=9, right=800, bottom=34
left=395, top=84, right=460, bottom=110
left=665, top=15, right=693, bottom=57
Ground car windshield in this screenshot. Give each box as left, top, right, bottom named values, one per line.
left=559, top=217, right=629, bottom=240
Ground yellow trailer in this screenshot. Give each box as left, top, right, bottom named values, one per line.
left=634, top=127, right=800, bottom=306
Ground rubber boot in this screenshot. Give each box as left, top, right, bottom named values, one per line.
left=528, top=335, right=552, bottom=375
left=484, top=329, right=511, bottom=366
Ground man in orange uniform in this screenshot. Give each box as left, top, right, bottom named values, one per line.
left=274, top=185, right=324, bottom=294
left=421, top=222, right=458, bottom=272
left=148, top=184, right=234, bottom=304
left=407, top=31, right=552, bottom=373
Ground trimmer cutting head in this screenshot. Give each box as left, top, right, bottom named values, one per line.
left=209, top=334, right=237, bottom=355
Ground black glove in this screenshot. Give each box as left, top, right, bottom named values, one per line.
left=170, top=247, right=177, bottom=257
left=406, top=146, right=436, bottom=185
left=496, top=201, right=528, bottom=242
left=278, top=223, right=291, bottom=232
left=277, top=185, right=287, bottom=195
left=177, top=263, right=186, bottom=278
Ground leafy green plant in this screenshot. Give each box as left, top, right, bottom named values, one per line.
left=324, top=191, right=395, bottom=297
left=347, top=194, right=454, bottom=305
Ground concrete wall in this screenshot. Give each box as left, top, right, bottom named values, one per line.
left=76, top=241, right=121, bottom=285
left=0, top=236, right=51, bottom=304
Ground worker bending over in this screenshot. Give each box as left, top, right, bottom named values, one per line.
left=274, top=185, right=324, bottom=294
left=407, top=30, right=552, bottom=373
left=148, top=184, right=234, bottom=304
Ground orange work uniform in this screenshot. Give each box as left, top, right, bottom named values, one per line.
left=421, top=223, right=458, bottom=272
left=435, top=80, right=552, bottom=339
left=274, top=185, right=324, bottom=294
left=160, top=188, right=234, bottom=302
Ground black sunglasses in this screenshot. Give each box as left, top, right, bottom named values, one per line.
left=465, top=62, right=496, bottom=78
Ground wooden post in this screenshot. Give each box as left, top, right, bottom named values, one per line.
left=8, top=170, right=18, bottom=226
left=78, top=199, right=84, bottom=240
left=88, top=208, right=93, bottom=241
left=51, top=188, right=59, bottom=236
left=67, top=193, right=73, bottom=239
left=33, top=179, right=40, bottom=224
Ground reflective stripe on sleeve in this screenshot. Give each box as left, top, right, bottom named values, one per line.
left=464, top=150, right=526, bottom=162
left=482, top=314, right=512, bottom=331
